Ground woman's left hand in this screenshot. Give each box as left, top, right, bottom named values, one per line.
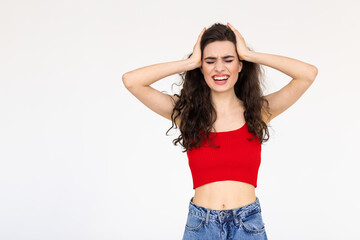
left=227, top=22, right=251, bottom=61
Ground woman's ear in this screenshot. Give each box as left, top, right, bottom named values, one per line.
left=238, top=61, right=243, bottom=72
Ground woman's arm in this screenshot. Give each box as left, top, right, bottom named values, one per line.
left=227, top=22, right=319, bottom=124
left=122, top=28, right=205, bottom=125
left=122, top=59, right=196, bottom=88
left=243, top=51, right=318, bottom=80
left=121, top=58, right=197, bottom=125
left=246, top=51, right=318, bottom=123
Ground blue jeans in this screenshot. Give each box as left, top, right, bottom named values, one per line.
left=182, top=196, right=268, bottom=240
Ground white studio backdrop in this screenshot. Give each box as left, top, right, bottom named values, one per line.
left=0, top=0, right=359, bottom=239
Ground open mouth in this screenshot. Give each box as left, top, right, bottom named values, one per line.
left=212, top=76, right=230, bottom=81
left=212, top=76, right=229, bottom=85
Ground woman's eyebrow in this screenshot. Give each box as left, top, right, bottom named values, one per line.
left=204, top=55, right=235, bottom=60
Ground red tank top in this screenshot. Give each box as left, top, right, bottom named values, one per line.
left=186, top=122, right=261, bottom=189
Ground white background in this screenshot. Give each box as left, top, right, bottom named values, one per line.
left=1, top=0, right=359, bottom=239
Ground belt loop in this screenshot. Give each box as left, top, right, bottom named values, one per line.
left=217, top=211, right=222, bottom=224
left=232, top=209, right=239, bottom=226
left=256, top=197, right=261, bottom=211
left=205, top=209, right=210, bottom=225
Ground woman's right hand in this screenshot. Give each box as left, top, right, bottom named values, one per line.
left=188, top=27, right=206, bottom=69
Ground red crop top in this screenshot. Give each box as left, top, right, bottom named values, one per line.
left=186, top=122, right=261, bottom=189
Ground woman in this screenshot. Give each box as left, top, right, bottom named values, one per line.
left=122, top=22, right=317, bottom=239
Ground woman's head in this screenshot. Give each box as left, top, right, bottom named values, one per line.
left=200, top=40, right=243, bottom=94
left=199, top=23, right=242, bottom=94
left=167, top=23, right=271, bottom=152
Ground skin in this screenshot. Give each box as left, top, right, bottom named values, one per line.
left=192, top=40, right=257, bottom=210
left=200, top=40, right=243, bottom=114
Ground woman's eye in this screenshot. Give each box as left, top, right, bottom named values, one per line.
left=206, top=60, right=233, bottom=64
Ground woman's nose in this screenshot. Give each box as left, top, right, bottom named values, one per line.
left=214, top=62, right=225, bottom=71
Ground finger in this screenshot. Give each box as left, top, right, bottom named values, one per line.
left=196, top=28, right=206, bottom=43
left=228, top=23, right=238, bottom=33
left=227, top=23, right=237, bottom=33
left=198, top=28, right=206, bottom=37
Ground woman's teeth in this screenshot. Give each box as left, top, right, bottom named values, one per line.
left=213, top=77, right=229, bottom=81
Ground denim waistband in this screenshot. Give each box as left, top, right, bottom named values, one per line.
left=188, top=196, right=262, bottom=225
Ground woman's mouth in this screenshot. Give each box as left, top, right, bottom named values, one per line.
left=212, top=76, right=229, bottom=85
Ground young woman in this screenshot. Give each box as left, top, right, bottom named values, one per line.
left=122, top=22, right=317, bottom=240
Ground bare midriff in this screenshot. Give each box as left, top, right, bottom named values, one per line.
left=192, top=180, right=256, bottom=210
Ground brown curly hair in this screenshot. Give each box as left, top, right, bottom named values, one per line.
left=166, top=23, right=272, bottom=153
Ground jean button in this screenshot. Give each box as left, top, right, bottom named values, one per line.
left=220, top=212, right=225, bottom=217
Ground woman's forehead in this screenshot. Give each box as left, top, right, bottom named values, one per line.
left=203, top=41, right=235, bottom=57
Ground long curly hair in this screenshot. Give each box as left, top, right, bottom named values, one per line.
left=166, top=23, right=272, bottom=153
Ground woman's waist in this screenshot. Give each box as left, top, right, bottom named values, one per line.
left=193, top=181, right=256, bottom=210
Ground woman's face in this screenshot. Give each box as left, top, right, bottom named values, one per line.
left=200, top=40, right=242, bottom=92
